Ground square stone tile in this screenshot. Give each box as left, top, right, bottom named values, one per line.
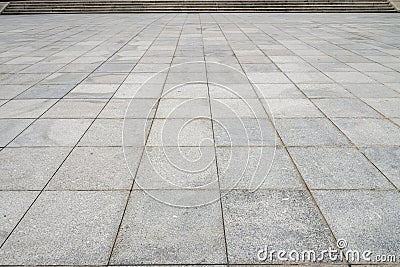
left=209, top=83, right=258, bottom=99
left=212, top=98, right=268, bottom=118
left=0, top=191, right=127, bottom=265
left=348, top=62, right=391, bottom=72
left=255, top=83, right=304, bottom=99
left=147, top=118, right=213, bottom=147
left=216, top=147, right=302, bottom=190
left=113, top=83, right=163, bottom=99
left=276, top=118, right=349, bottom=146
left=79, top=118, right=149, bottom=147
left=16, top=84, right=75, bottom=99
left=246, top=72, right=292, bottom=84
left=242, top=63, right=279, bottom=73
left=342, top=83, right=399, bottom=98
left=165, top=72, right=207, bottom=84
left=333, top=118, right=400, bottom=146
left=0, top=191, right=38, bottom=244
left=134, top=146, right=217, bottom=190
left=297, top=83, right=353, bottom=98
left=42, top=72, right=87, bottom=85
left=365, top=71, right=400, bottom=83
left=42, top=99, right=107, bottom=118
left=82, top=72, right=127, bottom=84
left=133, top=63, right=170, bottom=73
left=362, top=147, right=400, bottom=188
left=276, top=62, right=316, bottom=72
left=0, top=64, right=30, bottom=74
left=124, top=72, right=167, bottom=84
left=99, top=98, right=157, bottom=119
left=289, top=147, right=393, bottom=190
left=0, top=119, right=33, bottom=147
left=313, top=190, right=400, bottom=264
left=0, top=147, right=71, bottom=190
left=0, top=99, right=56, bottom=118
left=362, top=98, right=400, bottom=118
left=48, top=147, right=141, bottom=190
left=156, top=98, right=210, bottom=119
left=286, top=72, right=332, bottom=84
left=109, top=190, right=226, bottom=265
left=19, top=63, right=64, bottom=74
left=10, top=119, right=92, bottom=147
left=267, top=99, right=323, bottom=118
left=213, top=118, right=277, bottom=147
left=66, top=84, right=120, bottom=99
left=313, top=98, right=381, bottom=118
left=324, top=72, right=375, bottom=84
left=95, top=63, right=134, bottom=73
left=163, top=83, right=209, bottom=99
left=222, top=190, right=336, bottom=264
left=59, top=63, right=99, bottom=73
left=0, top=85, right=30, bottom=99
left=5, top=56, right=43, bottom=65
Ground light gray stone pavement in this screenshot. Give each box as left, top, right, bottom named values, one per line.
left=0, top=13, right=399, bottom=266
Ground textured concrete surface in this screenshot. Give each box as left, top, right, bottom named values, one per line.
left=0, top=13, right=399, bottom=266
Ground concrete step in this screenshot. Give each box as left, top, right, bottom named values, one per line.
left=3, top=0, right=397, bottom=13
left=8, top=2, right=394, bottom=5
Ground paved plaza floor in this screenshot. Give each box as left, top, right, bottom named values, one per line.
left=0, top=13, right=399, bottom=266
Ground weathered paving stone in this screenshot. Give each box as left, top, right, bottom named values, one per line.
left=10, top=119, right=92, bottom=147
left=155, top=98, right=210, bottom=119
left=267, top=99, right=323, bottom=118
left=313, top=190, right=400, bottom=264
left=276, top=118, right=349, bottom=146
left=297, top=83, right=353, bottom=98
left=98, top=98, right=157, bottom=119
left=0, top=119, right=33, bottom=147
left=147, top=118, right=214, bottom=147
left=109, top=190, right=226, bottom=265
left=333, top=118, right=400, bottom=146
left=134, top=146, right=218, bottom=190
left=42, top=72, right=87, bottom=85
left=0, top=191, right=128, bottom=265
left=211, top=98, right=268, bottom=119
left=0, top=191, right=38, bottom=244
left=0, top=147, right=71, bottom=190
left=42, top=99, right=107, bottom=118
left=313, top=98, right=382, bottom=118
left=16, top=84, right=75, bottom=99
left=66, top=84, right=120, bottom=99
left=209, top=83, right=257, bottom=99
left=255, top=83, right=305, bottom=99
left=361, top=146, right=400, bottom=189
left=48, top=146, right=141, bottom=190
left=0, top=85, right=30, bottom=99
left=362, top=98, right=400, bottom=118
left=79, top=118, right=149, bottom=147
left=0, top=99, right=56, bottom=118
left=216, top=146, right=302, bottom=190
left=288, top=147, right=393, bottom=190
left=286, top=72, right=333, bottom=84
left=163, top=82, right=208, bottom=98
left=222, top=190, right=336, bottom=264
left=342, top=83, right=399, bottom=98
left=213, top=118, right=277, bottom=147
